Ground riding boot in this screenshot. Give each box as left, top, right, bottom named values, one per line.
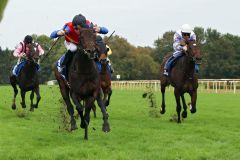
left=61, top=50, right=73, bottom=67
left=58, top=50, right=73, bottom=73
left=163, top=56, right=174, bottom=76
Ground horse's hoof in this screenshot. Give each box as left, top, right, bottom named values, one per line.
left=12, top=104, right=16, bottom=110
left=182, top=111, right=187, bottom=118
left=30, top=107, right=34, bottom=112
left=71, top=124, right=78, bottom=131
left=160, top=109, right=165, bottom=114
left=21, top=102, right=26, bottom=108
left=34, top=104, right=38, bottom=108
left=102, top=123, right=110, bottom=132
left=190, top=108, right=196, bottom=114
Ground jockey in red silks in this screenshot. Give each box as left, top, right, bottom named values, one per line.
left=11, top=35, right=45, bottom=77
left=50, top=14, right=110, bottom=80
left=163, top=24, right=199, bottom=76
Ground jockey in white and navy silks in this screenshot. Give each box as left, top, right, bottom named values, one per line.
left=163, top=24, right=197, bottom=76
left=12, top=35, right=44, bottom=77
left=50, top=14, right=109, bottom=80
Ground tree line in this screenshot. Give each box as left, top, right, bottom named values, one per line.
left=0, top=27, right=240, bottom=84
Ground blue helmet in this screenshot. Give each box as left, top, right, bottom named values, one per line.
left=72, top=14, right=86, bottom=28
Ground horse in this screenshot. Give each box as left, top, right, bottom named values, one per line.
left=159, top=41, right=202, bottom=123
left=99, top=58, right=112, bottom=107
left=95, top=36, right=112, bottom=108
left=89, top=58, right=112, bottom=118
left=10, top=46, right=41, bottom=112
left=54, top=28, right=110, bottom=140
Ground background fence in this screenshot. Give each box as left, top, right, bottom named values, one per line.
left=111, top=79, right=240, bottom=94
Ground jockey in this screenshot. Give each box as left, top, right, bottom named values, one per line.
left=50, top=14, right=109, bottom=79
left=95, top=35, right=114, bottom=74
left=11, top=35, right=45, bottom=78
left=163, top=24, right=197, bottom=76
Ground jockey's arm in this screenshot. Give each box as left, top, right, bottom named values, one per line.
left=37, top=44, right=45, bottom=56
left=86, top=21, right=108, bottom=34
left=13, top=43, right=25, bottom=58
left=173, top=34, right=184, bottom=52
left=50, top=24, right=70, bottom=39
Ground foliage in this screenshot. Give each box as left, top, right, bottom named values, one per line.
left=0, top=0, right=8, bottom=22
left=1, top=27, right=240, bottom=84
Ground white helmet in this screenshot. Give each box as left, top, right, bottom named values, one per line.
left=181, top=24, right=193, bottom=33
left=106, top=45, right=112, bottom=55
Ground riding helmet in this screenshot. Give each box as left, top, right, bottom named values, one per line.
left=24, top=35, right=33, bottom=44
left=72, top=14, right=87, bottom=27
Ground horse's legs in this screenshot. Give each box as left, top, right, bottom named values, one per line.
left=33, top=86, right=41, bottom=109
left=71, top=93, right=85, bottom=128
left=30, top=90, right=34, bottom=112
left=83, top=98, right=93, bottom=140
left=20, top=90, right=26, bottom=109
left=189, top=90, right=197, bottom=113
left=160, top=84, right=166, bottom=114
left=10, top=76, right=18, bottom=110
left=181, top=94, right=188, bottom=118
left=105, top=88, right=112, bottom=107
left=174, top=89, right=182, bottom=123
left=96, top=88, right=110, bottom=132
left=58, top=81, right=77, bottom=131
left=92, top=103, right=97, bottom=118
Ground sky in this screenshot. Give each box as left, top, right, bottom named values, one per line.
left=0, top=0, right=239, bottom=49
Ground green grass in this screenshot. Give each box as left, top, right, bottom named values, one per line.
left=0, top=85, right=240, bottom=160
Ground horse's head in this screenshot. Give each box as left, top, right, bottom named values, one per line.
left=25, top=43, right=40, bottom=63
left=96, top=35, right=108, bottom=61
left=78, top=28, right=97, bottom=59
left=186, top=41, right=202, bottom=64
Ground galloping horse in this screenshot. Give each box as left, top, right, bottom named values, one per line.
left=159, top=41, right=202, bottom=123
left=10, top=46, right=41, bottom=112
left=54, top=28, right=110, bottom=140
left=99, top=58, right=112, bottom=107
left=96, top=37, right=112, bottom=107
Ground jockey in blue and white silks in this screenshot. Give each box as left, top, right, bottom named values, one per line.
left=163, top=24, right=198, bottom=76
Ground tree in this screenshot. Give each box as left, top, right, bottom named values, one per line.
left=0, top=0, right=8, bottom=22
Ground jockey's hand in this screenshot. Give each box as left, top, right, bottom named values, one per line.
left=93, top=25, right=101, bottom=33
left=57, top=30, right=65, bottom=36
left=180, top=40, right=186, bottom=46
left=182, top=45, right=187, bottom=51
left=21, top=52, right=26, bottom=57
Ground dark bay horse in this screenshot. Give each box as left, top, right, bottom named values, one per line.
left=99, top=58, right=112, bottom=107
left=10, top=47, right=41, bottom=112
left=96, top=36, right=112, bottom=107
left=54, top=29, right=110, bottom=140
left=159, top=41, right=202, bottom=123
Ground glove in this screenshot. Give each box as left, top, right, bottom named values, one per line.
left=93, top=25, right=100, bottom=32
left=180, top=40, right=186, bottom=46
left=57, top=30, right=65, bottom=36
left=20, top=52, right=26, bottom=57
left=182, top=46, right=187, bottom=51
